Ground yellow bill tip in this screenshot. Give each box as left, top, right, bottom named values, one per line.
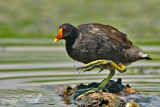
left=54, top=38, right=59, bottom=44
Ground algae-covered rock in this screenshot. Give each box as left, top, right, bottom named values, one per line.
left=53, top=78, right=144, bottom=107
left=78, top=92, right=125, bottom=107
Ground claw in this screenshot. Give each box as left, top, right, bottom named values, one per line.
left=77, top=60, right=108, bottom=73
left=83, top=65, right=99, bottom=73
left=103, top=88, right=110, bottom=92
left=76, top=67, right=81, bottom=71
left=98, top=68, right=104, bottom=73
left=82, top=62, right=101, bottom=69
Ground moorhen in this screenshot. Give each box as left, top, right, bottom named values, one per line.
left=54, top=23, right=151, bottom=97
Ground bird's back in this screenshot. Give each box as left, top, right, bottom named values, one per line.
left=66, top=23, right=144, bottom=65
left=77, top=23, right=132, bottom=48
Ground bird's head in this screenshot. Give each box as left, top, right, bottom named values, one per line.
left=54, top=23, right=77, bottom=44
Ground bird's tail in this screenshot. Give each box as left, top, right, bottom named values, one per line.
left=144, top=56, right=152, bottom=60
left=139, top=52, right=152, bottom=60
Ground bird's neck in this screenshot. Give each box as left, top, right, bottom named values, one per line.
left=65, top=28, right=78, bottom=57
left=65, top=28, right=78, bottom=45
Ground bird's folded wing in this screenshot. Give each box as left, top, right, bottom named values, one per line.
left=78, top=23, right=132, bottom=49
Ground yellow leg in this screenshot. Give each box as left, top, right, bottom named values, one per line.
left=76, top=60, right=127, bottom=100
left=78, top=60, right=126, bottom=73
left=98, top=69, right=115, bottom=92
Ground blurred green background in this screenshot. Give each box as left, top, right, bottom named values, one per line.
left=0, top=0, right=159, bottom=46
left=0, top=1, right=160, bottom=106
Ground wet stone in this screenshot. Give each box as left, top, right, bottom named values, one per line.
left=53, top=78, right=149, bottom=107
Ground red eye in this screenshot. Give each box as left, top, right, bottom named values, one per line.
left=66, top=29, right=69, bottom=32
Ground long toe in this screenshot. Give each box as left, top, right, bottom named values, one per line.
left=98, top=87, right=110, bottom=93
left=76, top=88, right=98, bottom=101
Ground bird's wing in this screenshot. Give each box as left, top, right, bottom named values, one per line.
left=77, top=23, right=132, bottom=49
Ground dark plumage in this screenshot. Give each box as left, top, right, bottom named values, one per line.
left=54, top=23, right=152, bottom=96
left=55, top=23, right=151, bottom=66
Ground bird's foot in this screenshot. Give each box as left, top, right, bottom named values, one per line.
left=76, top=60, right=127, bottom=101
left=98, top=86, right=110, bottom=93
left=76, top=87, right=109, bottom=101
left=77, top=60, right=127, bottom=73
left=77, top=60, right=109, bottom=73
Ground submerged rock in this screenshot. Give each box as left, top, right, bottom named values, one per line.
left=53, top=78, right=146, bottom=107
left=77, top=92, right=125, bottom=107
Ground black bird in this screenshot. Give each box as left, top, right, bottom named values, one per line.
left=54, top=23, right=151, bottom=96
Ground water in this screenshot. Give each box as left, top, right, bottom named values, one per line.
left=0, top=46, right=160, bottom=107
left=0, top=73, right=160, bottom=107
